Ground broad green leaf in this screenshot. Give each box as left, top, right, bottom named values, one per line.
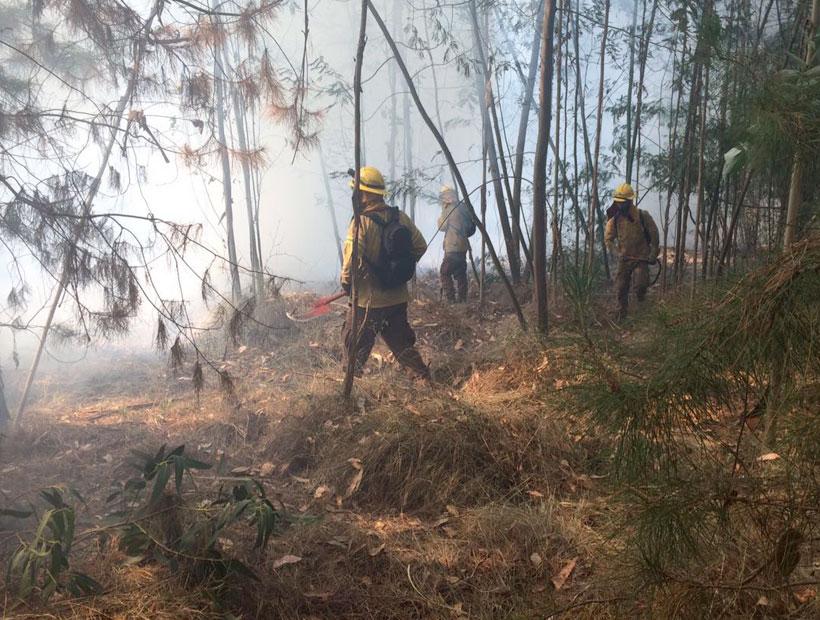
left=181, top=456, right=211, bottom=470
left=149, top=463, right=171, bottom=507
left=0, top=508, right=33, bottom=519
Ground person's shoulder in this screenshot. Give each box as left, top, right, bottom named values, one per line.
left=396, top=209, right=415, bottom=225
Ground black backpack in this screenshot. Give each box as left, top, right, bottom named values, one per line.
left=363, top=207, right=416, bottom=289
left=460, top=204, right=477, bottom=238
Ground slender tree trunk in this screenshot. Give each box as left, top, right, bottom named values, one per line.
left=387, top=1, right=400, bottom=182
left=212, top=11, right=242, bottom=302
left=534, top=0, right=557, bottom=333
left=228, top=66, right=263, bottom=295
left=512, top=0, right=545, bottom=258
left=691, top=65, right=709, bottom=299
left=402, top=85, right=415, bottom=224
left=783, top=0, right=819, bottom=249
left=480, top=133, right=488, bottom=306
left=343, top=0, right=368, bottom=399
left=14, top=4, right=161, bottom=427
left=468, top=0, right=521, bottom=283
left=628, top=0, right=659, bottom=183
left=0, top=366, right=9, bottom=429
left=718, top=171, right=753, bottom=274
left=550, top=0, right=563, bottom=286
left=318, top=144, right=344, bottom=266
left=661, top=34, right=683, bottom=292
left=368, top=0, right=527, bottom=328
left=624, top=0, right=640, bottom=179
left=587, top=0, right=611, bottom=272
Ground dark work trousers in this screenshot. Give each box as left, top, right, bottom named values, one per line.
left=342, top=303, right=429, bottom=378
left=615, top=258, right=649, bottom=319
left=440, top=251, right=468, bottom=303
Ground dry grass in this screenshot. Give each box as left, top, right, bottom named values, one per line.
left=0, top=280, right=636, bottom=619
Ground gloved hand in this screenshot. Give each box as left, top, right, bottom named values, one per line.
left=341, top=281, right=351, bottom=295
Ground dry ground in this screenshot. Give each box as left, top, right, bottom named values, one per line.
left=3, top=272, right=802, bottom=619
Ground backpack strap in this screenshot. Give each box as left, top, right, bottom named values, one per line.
left=362, top=206, right=398, bottom=227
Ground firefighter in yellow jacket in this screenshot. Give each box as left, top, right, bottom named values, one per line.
left=341, top=166, right=430, bottom=378
left=437, top=186, right=473, bottom=303
left=604, top=183, right=660, bottom=320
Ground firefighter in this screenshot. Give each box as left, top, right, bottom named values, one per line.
left=604, top=182, right=660, bottom=320
left=341, top=166, right=430, bottom=378
left=437, top=186, right=475, bottom=303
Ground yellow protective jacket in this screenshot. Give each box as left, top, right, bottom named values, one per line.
left=604, top=204, right=660, bottom=261
left=437, top=202, right=471, bottom=253
left=341, top=201, right=427, bottom=308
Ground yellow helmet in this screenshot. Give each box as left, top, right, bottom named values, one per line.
left=613, top=182, right=636, bottom=203
left=349, top=166, right=387, bottom=196
left=439, top=185, right=457, bottom=204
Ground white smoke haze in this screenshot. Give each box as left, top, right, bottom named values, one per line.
left=1, top=0, right=684, bottom=386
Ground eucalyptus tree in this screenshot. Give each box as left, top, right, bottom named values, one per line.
left=0, top=0, right=297, bottom=424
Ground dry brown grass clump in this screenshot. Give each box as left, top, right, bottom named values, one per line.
left=243, top=499, right=611, bottom=619
left=267, top=378, right=588, bottom=516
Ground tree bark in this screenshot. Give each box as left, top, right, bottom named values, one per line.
left=624, top=0, right=641, bottom=181
left=512, top=0, right=545, bottom=260
left=783, top=0, right=819, bottom=248
left=627, top=0, right=659, bottom=184
left=13, top=3, right=161, bottom=427
left=318, top=144, right=344, bottom=266
left=342, top=0, right=368, bottom=399
left=468, top=0, right=521, bottom=283
left=533, top=0, right=558, bottom=333
left=212, top=5, right=242, bottom=302
left=691, top=65, right=709, bottom=298
left=227, top=57, right=263, bottom=295
left=551, top=0, right=563, bottom=285
left=0, top=365, right=9, bottom=430
left=587, top=0, right=611, bottom=273
left=367, top=0, right=527, bottom=328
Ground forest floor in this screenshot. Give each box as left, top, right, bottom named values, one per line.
left=0, top=270, right=815, bottom=618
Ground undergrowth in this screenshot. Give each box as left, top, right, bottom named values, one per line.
left=567, top=235, right=820, bottom=617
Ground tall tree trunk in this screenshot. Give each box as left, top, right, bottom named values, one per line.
left=14, top=4, right=161, bottom=427
left=402, top=80, right=415, bottom=222
left=0, top=365, right=9, bottom=430
left=627, top=0, right=659, bottom=184
left=783, top=0, right=819, bottom=249
left=212, top=8, right=242, bottom=302
left=468, top=0, right=521, bottom=283
left=718, top=171, right=753, bottom=274
left=318, top=144, right=344, bottom=266
left=480, top=128, right=488, bottom=306
left=343, top=0, right=368, bottom=399
left=551, top=0, right=563, bottom=284
left=498, top=0, right=587, bottom=240
left=227, top=57, right=263, bottom=295
left=661, top=34, right=684, bottom=292
left=624, top=0, right=640, bottom=180
left=387, top=0, right=401, bottom=182
left=571, top=0, right=609, bottom=278
left=534, top=0, right=558, bottom=333
left=512, top=0, right=545, bottom=258
left=367, top=0, right=527, bottom=328
left=587, top=0, right=611, bottom=273
left=691, top=65, right=709, bottom=298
